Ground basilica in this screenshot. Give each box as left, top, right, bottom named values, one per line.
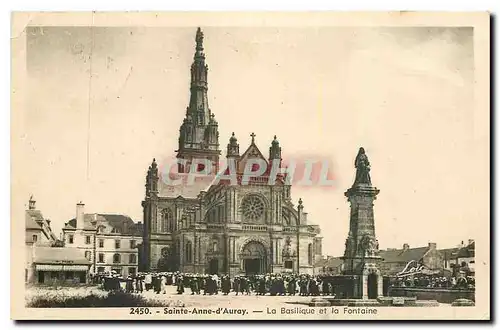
left=141, top=28, right=322, bottom=276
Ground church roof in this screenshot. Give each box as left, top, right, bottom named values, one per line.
left=33, top=246, right=91, bottom=265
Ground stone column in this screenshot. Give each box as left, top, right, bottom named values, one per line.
left=362, top=275, right=368, bottom=300
left=277, top=238, right=282, bottom=264
left=377, top=273, right=384, bottom=297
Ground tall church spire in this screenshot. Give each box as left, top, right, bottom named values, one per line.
left=177, top=27, right=220, bottom=173
left=188, top=27, right=210, bottom=125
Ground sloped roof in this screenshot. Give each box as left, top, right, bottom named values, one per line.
left=65, top=214, right=142, bottom=235
left=456, top=241, right=475, bottom=258
left=379, top=247, right=429, bottom=263
left=439, top=247, right=459, bottom=259
left=33, top=246, right=91, bottom=265
left=26, top=209, right=57, bottom=240
left=26, top=209, right=44, bottom=222
left=324, top=257, right=343, bottom=269
left=25, top=212, right=41, bottom=230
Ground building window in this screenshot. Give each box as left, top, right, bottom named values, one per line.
left=113, top=253, right=121, bottom=264
left=97, top=267, right=105, bottom=273
left=98, top=253, right=104, bottom=263
left=185, top=241, right=193, bottom=263
left=128, top=267, right=136, bottom=276
left=32, top=235, right=37, bottom=242
left=85, top=251, right=91, bottom=261
left=285, top=260, right=293, bottom=269
left=130, top=240, right=136, bottom=249
left=112, top=268, right=122, bottom=275
left=68, top=235, right=74, bottom=244
left=129, top=254, right=136, bottom=264
left=212, top=242, right=218, bottom=252
left=99, top=239, right=104, bottom=248
left=115, top=240, right=121, bottom=249
left=308, top=243, right=313, bottom=265
left=85, top=236, right=91, bottom=244
left=161, top=209, right=174, bottom=233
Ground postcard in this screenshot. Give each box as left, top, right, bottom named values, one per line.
left=11, top=11, right=490, bottom=320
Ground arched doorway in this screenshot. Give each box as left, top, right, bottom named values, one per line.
left=241, top=241, right=267, bottom=275
left=367, top=273, right=378, bottom=299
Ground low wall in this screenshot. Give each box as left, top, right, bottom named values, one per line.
left=388, top=287, right=475, bottom=304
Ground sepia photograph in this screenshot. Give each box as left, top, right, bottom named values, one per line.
left=10, top=12, right=490, bottom=320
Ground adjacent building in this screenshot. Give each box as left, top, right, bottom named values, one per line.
left=141, top=28, right=323, bottom=276
left=378, top=243, right=445, bottom=276
left=438, top=239, right=475, bottom=276
left=314, top=256, right=344, bottom=275
left=62, top=202, right=143, bottom=277
left=25, top=196, right=91, bottom=285
left=455, top=240, right=475, bottom=274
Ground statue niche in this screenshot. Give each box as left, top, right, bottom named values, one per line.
left=282, top=236, right=296, bottom=259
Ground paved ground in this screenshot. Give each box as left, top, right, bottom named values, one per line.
left=141, top=286, right=313, bottom=309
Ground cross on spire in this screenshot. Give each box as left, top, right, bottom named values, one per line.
left=250, top=132, right=256, bottom=143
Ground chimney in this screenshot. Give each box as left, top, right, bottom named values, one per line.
left=28, top=195, right=36, bottom=210
left=428, top=242, right=437, bottom=250
left=403, top=243, right=409, bottom=250
left=76, top=201, right=85, bottom=229
left=468, top=239, right=474, bottom=246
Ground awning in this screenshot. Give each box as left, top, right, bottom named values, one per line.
left=36, top=264, right=89, bottom=271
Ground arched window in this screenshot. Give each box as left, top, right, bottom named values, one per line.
left=308, top=244, right=313, bottom=265
left=213, top=241, right=218, bottom=252
left=113, top=253, right=121, bottom=264
left=185, top=241, right=193, bottom=263
left=161, top=209, right=174, bottom=233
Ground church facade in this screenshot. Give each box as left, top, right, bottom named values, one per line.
left=141, top=28, right=322, bottom=276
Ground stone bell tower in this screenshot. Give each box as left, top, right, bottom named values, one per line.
left=341, top=147, right=383, bottom=299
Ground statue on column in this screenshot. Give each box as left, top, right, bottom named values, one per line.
left=354, top=147, right=372, bottom=186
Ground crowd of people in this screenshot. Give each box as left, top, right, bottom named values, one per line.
left=391, top=274, right=475, bottom=290
left=92, top=271, right=337, bottom=296
left=91, top=270, right=476, bottom=296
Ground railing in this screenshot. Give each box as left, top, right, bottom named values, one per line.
left=283, top=227, right=296, bottom=232
left=206, top=224, right=225, bottom=230
left=242, top=225, right=267, bottom=232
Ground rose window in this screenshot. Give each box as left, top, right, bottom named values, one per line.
left=242, top=196, right=265, bottom=221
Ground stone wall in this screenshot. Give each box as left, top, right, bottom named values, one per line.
left=388, top=287, right=475, bottom=303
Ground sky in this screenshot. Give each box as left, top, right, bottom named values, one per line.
left=20, top=26, right=480, bottom=256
